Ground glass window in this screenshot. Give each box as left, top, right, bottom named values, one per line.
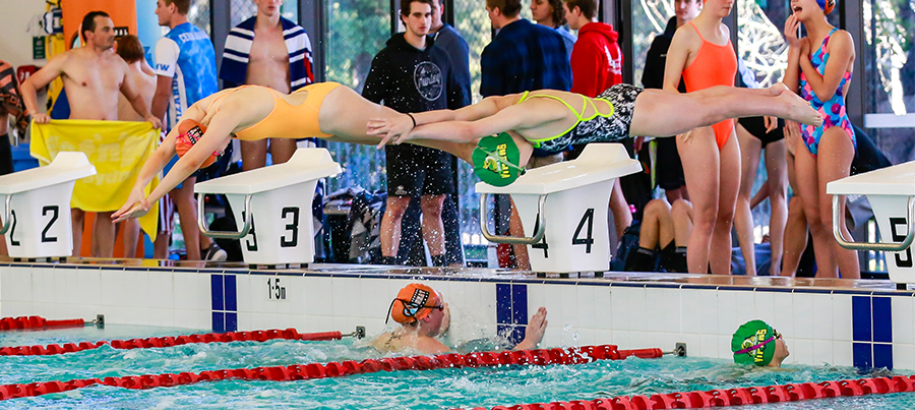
left=322, top=0, right=391, bottom=194
left=630, top=0, right=674, bottom=86
left=188, top=0, right=212, bottom=34
left=863, top=0, right=914, bottom=164
left=230, top=0, right=299, bottom=26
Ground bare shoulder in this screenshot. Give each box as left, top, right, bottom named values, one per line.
left=829, top=29, right=855, bottom=49
left=414, top=336, right=450, bottom=354
left=672, top=23, right=700, bottom=44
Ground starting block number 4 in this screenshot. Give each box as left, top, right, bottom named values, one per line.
left=531, top=208, right=595, bottom=258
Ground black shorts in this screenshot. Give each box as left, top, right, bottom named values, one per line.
left=738, top=116, right=785, bottom=147
left=385, top=144, right=456, bottom=197
left=655, top=137, right=685, bottom=190
left=0, top=134, right=12, bottom=176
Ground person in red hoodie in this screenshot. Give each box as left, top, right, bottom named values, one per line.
left=564, top=0, right=630, bottom=240
left=564, top=0, right=623, bottom=97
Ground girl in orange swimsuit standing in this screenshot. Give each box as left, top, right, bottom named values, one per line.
left=664, top=0, right=741, bottom=274
left=783, top=0, right=858, bottom=278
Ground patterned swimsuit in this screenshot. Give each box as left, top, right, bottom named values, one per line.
left=798, top=28, right=855, bottom=156
left=527, top=84, right=643, bottom=155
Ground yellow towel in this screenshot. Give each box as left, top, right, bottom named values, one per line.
left=30, top=120, right=160, bottom=242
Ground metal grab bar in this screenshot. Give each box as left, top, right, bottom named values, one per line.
left=479, top=193, right=547, bottom=245
left=198, top=193, right=253, bottom=239
left=0, top=195, right=12, bottom=235
left=833, top=195, right=915, bottom=251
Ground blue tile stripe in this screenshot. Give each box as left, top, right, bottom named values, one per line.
left=211, top=274, right=238, bottom=333
left=495, top=284, right=528, bottom=345
left=851, top=295, right=895, bottom=370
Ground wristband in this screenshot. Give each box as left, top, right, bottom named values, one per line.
left=406, top=113, right=416, bottom=128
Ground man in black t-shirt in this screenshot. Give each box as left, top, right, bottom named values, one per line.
left=363, top=0, right=465, bottom=267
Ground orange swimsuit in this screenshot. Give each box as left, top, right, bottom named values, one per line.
left=206, top=82, right=342, bottom=141
left=681, top=22, right=738, bottom=150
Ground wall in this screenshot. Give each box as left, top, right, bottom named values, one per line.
left=0, top=264, right=909, bottom=372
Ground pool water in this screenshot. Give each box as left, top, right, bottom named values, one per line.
left=1, top=325, right=914, bottom=409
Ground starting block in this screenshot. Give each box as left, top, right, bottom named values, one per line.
left=827, top=161, right=915, bottom=284
left=195, top=149, right=341, bottom=266
left=0, top=152, right=96, bottom=259
left=476, top=144, right=642, bottom=273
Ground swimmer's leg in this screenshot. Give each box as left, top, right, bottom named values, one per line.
left=630, top=86, right=822, bottom=138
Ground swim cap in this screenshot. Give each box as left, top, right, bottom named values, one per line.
left=731, top=320, right=777, bottom=366
left=389, top=283, right=443, bottom=324
left=817, top=0, right=835, bottom=14
left=473, top=132, right=525, bottom=187
left=175, top=119, right=218, bottom=169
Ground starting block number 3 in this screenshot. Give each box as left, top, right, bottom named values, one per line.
left=531, top=208, right=595, bottom=258
left=241, top=207, right=301, bottom=252
left=7, top=205, right=61, bottom=246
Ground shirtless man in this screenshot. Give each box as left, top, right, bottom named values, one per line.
left=21, top=11, right=161, bottom=258
left=220, top=0, right=316, bottom=171
left=371, top=283, right=548, bottom=354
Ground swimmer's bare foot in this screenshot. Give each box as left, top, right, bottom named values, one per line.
left=779, top=91, right=823, bottom=127
left=767, top=82, right=790, bottom=96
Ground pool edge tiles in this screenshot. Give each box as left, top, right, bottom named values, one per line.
left=2, top=261, right=915, bottom=372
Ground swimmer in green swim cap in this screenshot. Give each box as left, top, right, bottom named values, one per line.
left=731, top=319, right=790, bottom=368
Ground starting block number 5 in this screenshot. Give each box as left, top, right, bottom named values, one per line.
left=891, top=217, right=913, bottom=268
left=531, top=208, right=595, bottom=258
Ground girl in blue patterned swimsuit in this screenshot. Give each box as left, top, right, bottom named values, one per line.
left=783, top=0, right=859, bottom=279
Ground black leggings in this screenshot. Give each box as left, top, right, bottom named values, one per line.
left=0, top=134, right=13, bottom=175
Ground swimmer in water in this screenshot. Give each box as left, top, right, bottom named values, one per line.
left=371, top=283, right=548, bottom=354
left=731, top=319, right=790, bottom=368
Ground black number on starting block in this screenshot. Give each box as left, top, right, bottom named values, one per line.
left=41, top=205, right=59, bottom=243
left=531, top=215, right=548, bottom=258
left=280, top=207, right=300, bottom=247
left=572, top=208, right=595, bottom=253
left=8, top=210, right=19, bottom=246
left=242, top=211, right=258, bottom=252
left=890, top=217, right=913, bottom=268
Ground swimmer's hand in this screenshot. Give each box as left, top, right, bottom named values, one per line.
left=366, top=114, right=415, bottom=149
left=783, top=14, right=802, bottom=49
left=144, top=114, right=163, bottom=131
left=112, top=187, right=152, bottom=223
left=764, top=116, right=778, bottom=134
left=513, top=307, right=548, bottom=351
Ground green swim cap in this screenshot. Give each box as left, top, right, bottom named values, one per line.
left=472, top=132, right=525, bottom=187
left=731, top=320, right=776, bottom=367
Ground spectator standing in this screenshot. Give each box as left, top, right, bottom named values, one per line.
left=116, top=34, right=157, bottom=258
left=362, top=0, right=465, bottom=266
left=220, top=0, right=316, bottom=171
left=153, top=0, right=225, bottom=261
left=20, top=11, right=160, bottom=257
left=641, top=0, right=701, bottom=204
left=531, top=0, right=576, bottom=60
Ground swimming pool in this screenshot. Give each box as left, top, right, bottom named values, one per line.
left=1, top=325, right=913, bottom=409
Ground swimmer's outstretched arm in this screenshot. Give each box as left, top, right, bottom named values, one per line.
left=112, top=106, right=236, bottom=222
left=377, top=103, right=529, bottom=147
left=367, top=95, right=516, bottom=146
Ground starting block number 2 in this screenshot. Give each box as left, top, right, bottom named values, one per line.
left=6, top=205, right=60, bottom=246
left=532, top=208, right=595, bottom=258
left=240, top=207, right=301, bottom=252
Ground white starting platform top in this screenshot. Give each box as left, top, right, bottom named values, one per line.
left=475, top=143, right=642, bottom=194
left=0, top=152, right=96, bottom=194
left=827, top=161, right=915, bottom=196
left=194, top=148, right=341, bottom=195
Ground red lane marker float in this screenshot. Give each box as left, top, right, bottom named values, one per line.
left=0, top=328, right=364, bottom=357
left=458, top=375, right=915, bottom=410
left=0, top=344, right=631, bottom=401
left=0, top=316, right=89, bottom=331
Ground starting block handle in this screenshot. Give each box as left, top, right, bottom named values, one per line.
left=833, top=194, right=915, bottom=251
left=479, top=193, right=546, bottom=245
left=197, top=193, right=253, bottom=239
left=0, top=195, right=11, bottom=235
